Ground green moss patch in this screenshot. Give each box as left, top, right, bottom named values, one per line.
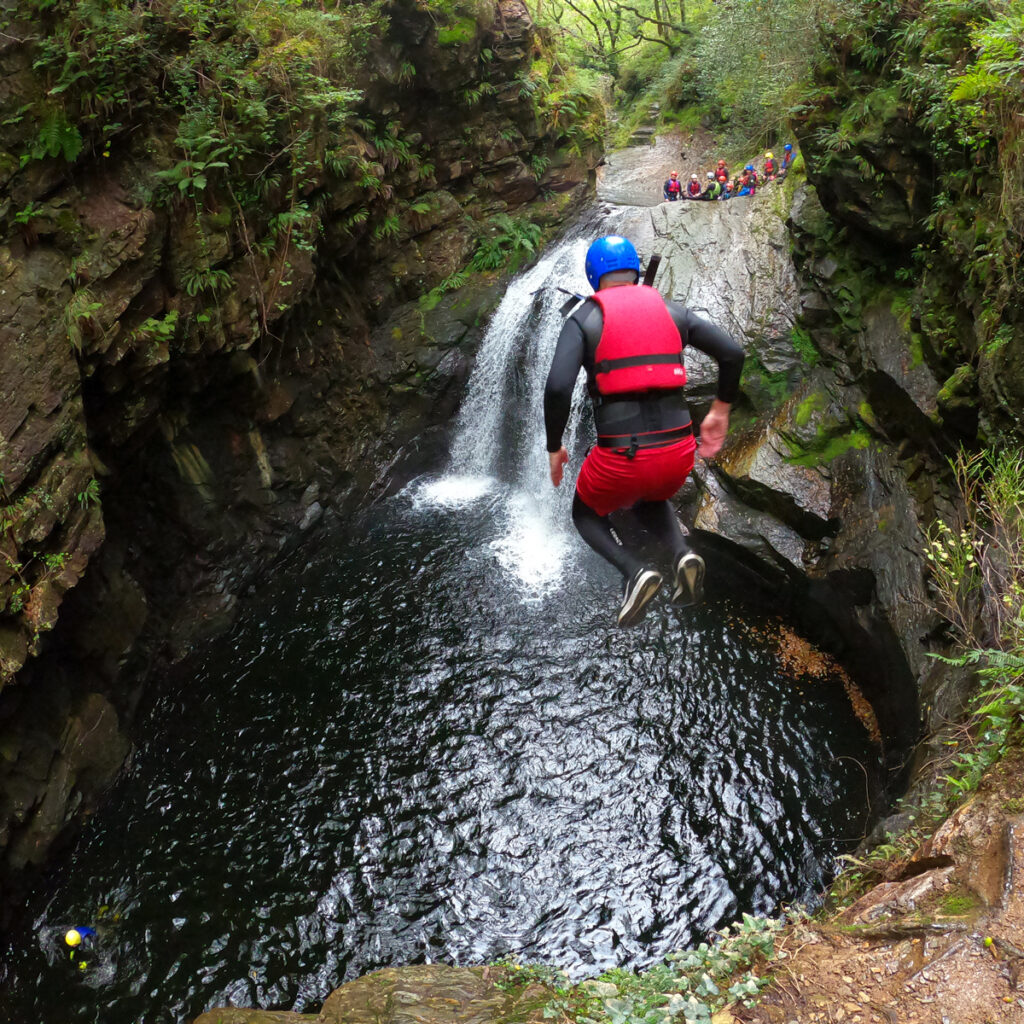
left=794, top=389, right=827, bottom=427
left=790, top=325, right=820, bottom=368
left=785, top=427, right=871, bottom=467
left=438, top=17, right=476, bottom=46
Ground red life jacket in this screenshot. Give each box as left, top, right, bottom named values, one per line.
left=687, top=180, right=701, bottom=196
left=591, top=286, right=686, bottom=396
left=666, top=178, right=681, bottom=196
left=764, top=158, right=775, bottom=175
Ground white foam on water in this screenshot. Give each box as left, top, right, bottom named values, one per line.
left=409, top=474, right=496, bottom=509
left=488, top=492, right=572, bottom=598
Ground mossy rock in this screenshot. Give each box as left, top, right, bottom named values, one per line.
left=315, top=965, right=553, bottom=1024
left=784, top=426, right=872, bottom=467
left=437, top=16, right=476, bottom=47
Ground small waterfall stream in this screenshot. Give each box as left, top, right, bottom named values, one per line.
left=419, top=231, right=596, bottom=593
left=0, top=193, right=877, bottom=1024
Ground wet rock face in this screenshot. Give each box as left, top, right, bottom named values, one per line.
left=791, top=73, right=937, bottom=256
left=0, top=687, right=130, bottom=905
left=606, top=183, right=802, bottom=415
left=691, top=378, right=923, bottom=758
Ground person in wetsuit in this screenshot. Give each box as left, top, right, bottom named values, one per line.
left=544, top=236, right=745, bottom=626
left=701, top=172, right=722, bottom=200
left=779, top=143, right=795, bottom=177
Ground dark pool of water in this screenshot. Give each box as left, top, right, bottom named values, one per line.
left=0, top=481, right=878, bottom=1024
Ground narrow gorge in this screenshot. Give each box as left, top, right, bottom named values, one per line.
left=2, top=0, right=1023, bottom=1022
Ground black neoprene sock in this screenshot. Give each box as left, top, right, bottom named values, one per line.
left=632, top=500, right=690, bottom=562
left=572, top=493, right=643, bottom=580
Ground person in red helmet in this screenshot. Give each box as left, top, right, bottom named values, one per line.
left=663, top=170, right=683, bottom=201
left=544, top=235, right=745, bottom=626
left=715, top=159, right=729, bottom=183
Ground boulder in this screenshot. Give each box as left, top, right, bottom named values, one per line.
left=194, top=965, right=552, bottom=1024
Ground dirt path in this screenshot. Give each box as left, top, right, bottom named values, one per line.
left=732, top=752, right=1024, bottom=1024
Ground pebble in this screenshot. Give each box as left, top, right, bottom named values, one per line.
left=842, top=975, right=854, bottom=983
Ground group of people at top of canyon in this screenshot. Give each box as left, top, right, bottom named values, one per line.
left=663, top=143, right=796, bottom=202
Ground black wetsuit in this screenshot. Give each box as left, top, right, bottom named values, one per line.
left=544, top=295, right=745, bottom=578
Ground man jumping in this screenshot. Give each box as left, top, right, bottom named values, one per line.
left=544, top=235, right=745, bottom=626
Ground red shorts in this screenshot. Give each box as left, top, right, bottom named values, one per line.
left=575, top=436, right=697, bottom=516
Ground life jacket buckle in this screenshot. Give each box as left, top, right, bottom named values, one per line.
left=627, top=435, right=639, bottom=459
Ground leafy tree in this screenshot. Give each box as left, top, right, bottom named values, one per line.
left=530, top=0, right=690, bottom=73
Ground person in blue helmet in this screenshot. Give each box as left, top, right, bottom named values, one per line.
left=736, top=164, right=757, bottom=197
left=779, top=143, right=795, bottom=176
left=544, top=236, right=745, bottom=626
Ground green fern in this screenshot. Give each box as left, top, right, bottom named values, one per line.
left=27, top=111, right=83, bottom=165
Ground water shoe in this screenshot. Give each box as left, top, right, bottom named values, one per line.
left=618, top=568, right=663, bottom=627
left=672, top=551, right=705, bottom=606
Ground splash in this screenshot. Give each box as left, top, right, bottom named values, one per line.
left=410, top=475, right=495, bottom=509
left=489, top=491, right=572, bottom=597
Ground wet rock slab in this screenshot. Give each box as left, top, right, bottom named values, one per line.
left=194, top=965, right=550, bottom=1024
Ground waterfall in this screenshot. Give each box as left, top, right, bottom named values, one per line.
left=448, top=235, right=589, bottom=481
left=412, top=231, right=601, bottom=595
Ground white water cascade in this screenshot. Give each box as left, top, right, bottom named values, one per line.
left=412, top=231, right=601, bottom=595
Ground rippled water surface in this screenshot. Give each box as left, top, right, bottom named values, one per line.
left=1, top=477, right=877, bottom=1024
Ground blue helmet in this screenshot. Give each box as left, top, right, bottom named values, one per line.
left=584, top=236, right=639, bottom=291
left=784, top=143, right=793, bottom=151
left=745, top=163, right=754, bottom=171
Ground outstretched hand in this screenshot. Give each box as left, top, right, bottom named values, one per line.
left=549, top=447, right=569, bottom=487
left=697, top=400, right=731, bottom=459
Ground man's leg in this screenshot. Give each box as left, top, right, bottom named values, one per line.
left=572, top=493, right=662, bottom=626
left=572, top=493, right=641, bottom=578
left=632, top=500, right=689, bottom=561
left=633, top=499, right=705, bottom=607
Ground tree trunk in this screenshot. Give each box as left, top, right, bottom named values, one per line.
left=653, top=0, right=665, bottom=36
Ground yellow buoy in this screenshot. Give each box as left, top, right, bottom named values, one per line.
left=65, top=929, right=82, bottom=947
